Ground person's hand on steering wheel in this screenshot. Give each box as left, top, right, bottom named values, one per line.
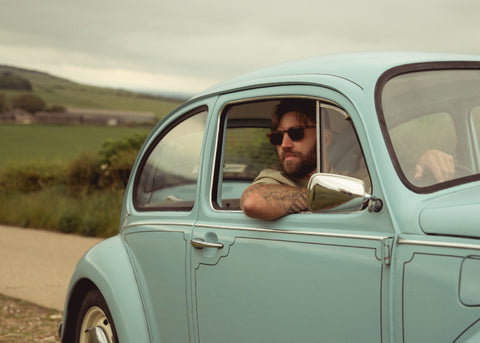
left=414, top=149, right=455, bottom=183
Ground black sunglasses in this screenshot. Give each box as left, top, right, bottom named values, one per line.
left=267, top=125, right=316, bottom=146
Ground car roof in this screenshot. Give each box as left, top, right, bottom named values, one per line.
left=195, top=52, right=480, bottom=98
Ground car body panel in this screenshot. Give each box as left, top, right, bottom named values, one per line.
left=393, top=241, right=480, bottom=342
left=192, top=225, right=384, bottom=342
left=62, top=52, right=480, bottom=342
left=420, top=185, right=480, bottom=238
left=123, top=227, right=192, bottom=342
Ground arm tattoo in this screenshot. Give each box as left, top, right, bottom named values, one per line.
left=286, top=191, right=308, bottom=214
left=251, top=184, right=308, bottom=215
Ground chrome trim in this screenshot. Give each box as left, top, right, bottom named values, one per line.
left=194, top=223, right=389, bottom=241
left=191, top=238, right=224, bottom=249
left=398, top=238, right=480, bottom=250
left=121, top=220, right=389, bottom=243
left=122, top=221, right=193, bottom=231
left=308, top=173, right=367, bottom=213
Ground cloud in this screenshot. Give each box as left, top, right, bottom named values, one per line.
left=1, top=0, right=480, bottom=94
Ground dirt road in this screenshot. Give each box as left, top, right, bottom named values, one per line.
left=0, top=225, right=103, bottom=311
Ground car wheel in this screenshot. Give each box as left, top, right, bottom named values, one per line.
left=75, top=289, right=118, bottom=343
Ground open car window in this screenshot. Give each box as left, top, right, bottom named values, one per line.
left=215, top=113, right=278, bottom=210
left=134, top=108, right=208, bottom=211
left=212, top=98, right=371, bottom=210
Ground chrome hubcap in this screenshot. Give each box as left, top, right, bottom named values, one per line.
left=79, top=306, right=113, bottom=343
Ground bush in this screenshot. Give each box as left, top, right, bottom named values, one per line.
left=0, top=92, right=7, bottom=113
left=66, top=139, right=141, bottom=194
left=11, top=93, right=46, bottom=113
left=46, top=104, right=66, bottom=112
left=0, top=131, right=146, bottom=237
left=97, top=132, right=146, bottom=189
left=98, top=149, right=138, bottom=189
left=0, top=72, right=32, bottom=90
left=66, top=152, right=100, bottom=196
left=0, top=161, right=65, bottom=193
left=99, top=132, right=147, bottom=164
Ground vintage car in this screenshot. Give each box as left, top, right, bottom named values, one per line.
left=60, top=52, right=480, bottom=342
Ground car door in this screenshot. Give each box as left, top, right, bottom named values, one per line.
left=191, top=88, right=395, bottom=342
left=121, top=101, right=214, bottom=343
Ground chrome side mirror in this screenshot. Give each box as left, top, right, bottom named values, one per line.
left=307, top=173, right=382, bottom=213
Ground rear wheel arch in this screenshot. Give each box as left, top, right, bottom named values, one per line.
left=61, top=236, right=151, bottom=342
left=62, top=278, right=98, bottom=342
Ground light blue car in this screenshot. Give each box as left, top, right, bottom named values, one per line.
left=60, top=52, right=480, bottom=343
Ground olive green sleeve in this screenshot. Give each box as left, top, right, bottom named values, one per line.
left=251, top=169, right=298, bottom=188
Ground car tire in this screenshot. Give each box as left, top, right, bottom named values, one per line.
left=74, top=289, right=118, bottom=343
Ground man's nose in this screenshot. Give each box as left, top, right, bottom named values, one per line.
left=280, top=132, right=294, bottom=148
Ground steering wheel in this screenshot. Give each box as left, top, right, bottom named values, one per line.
left=413, top=162, right=473, bottom=187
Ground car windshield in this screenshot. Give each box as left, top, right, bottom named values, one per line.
left=380, top=68, right=480, bottom=191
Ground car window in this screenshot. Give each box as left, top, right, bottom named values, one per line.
left=215, top=118, right=278, bottom=210
left=389, top=112, right=456, bottom=185
left=324, top=105, right=371, bottom=192
left=134, top=108, right=208, bottom=211
left=212, top=99, right=371, bottom=210
left=381, top=69, right=480, bottom=190
left=471, top=107, right=480, bottom=152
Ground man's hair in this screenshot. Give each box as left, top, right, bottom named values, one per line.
left=271, top=99, right=332, bottom=132
left=271, top=99, right=316, bottom=131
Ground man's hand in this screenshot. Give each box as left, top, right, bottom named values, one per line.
left=414, top=149, right=455, bottom=183
left=240, top=183, right=308, bottom=220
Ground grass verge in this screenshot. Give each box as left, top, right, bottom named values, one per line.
left=0, top=187, right=124, bottom=237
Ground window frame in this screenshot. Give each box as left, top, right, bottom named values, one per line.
left=375, top=62, right=480, bottom=193
left=210, top=96, right=371, bottom=212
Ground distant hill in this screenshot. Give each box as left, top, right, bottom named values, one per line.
left=0, top=64, right=186, bottom=119
left=0, top=65, right=77, bottom=89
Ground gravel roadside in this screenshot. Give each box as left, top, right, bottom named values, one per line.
left=0, top=293, right=62, bottom=343
left=0, top=225, right=103, bottom=310
left=0, top=225, right=104, bottom=342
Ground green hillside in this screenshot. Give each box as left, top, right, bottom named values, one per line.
left=0, top=65, right=184, bottom=119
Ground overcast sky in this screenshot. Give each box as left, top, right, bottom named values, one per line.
left=1, top=0, right=479, bottom=95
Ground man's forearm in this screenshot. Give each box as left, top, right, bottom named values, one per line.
left=240, top=183, right=308, bottom=220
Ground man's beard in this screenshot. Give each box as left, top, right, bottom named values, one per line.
left=280, top=146, right=317, bottom=179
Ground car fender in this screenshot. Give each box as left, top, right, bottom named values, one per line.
left=61, top=235, right=151, bottom=343
left=454, top=318, right=480, bottom=342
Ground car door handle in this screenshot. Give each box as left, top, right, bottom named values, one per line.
left=190, top=238, right=224, bottom=249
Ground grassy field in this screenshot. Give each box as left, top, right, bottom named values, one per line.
left=0, top=66, right=184, bottom=236
left=0, top=123, right=147, bottom=237
left=1, top=87, right=181, bottom=119
left=0, top=124, right=151, bottom=169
